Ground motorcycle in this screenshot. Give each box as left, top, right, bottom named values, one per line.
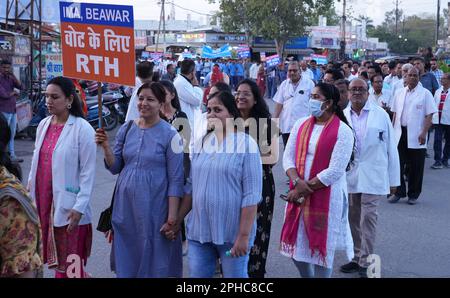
left=26, top=91, right=119, bottom=141
left=84, top=93, right=119, bottom=131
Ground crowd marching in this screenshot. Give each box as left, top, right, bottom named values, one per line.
left=0, top=50, right=448, bottom=278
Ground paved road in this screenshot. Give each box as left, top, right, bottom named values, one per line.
left=14, top=98, right=450, bottom=278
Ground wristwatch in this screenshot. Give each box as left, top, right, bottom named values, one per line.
left=292, top=177, right=301, bottom=187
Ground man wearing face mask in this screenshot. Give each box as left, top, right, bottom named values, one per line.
left=390, top=68, right=437, bottom=205
left=340, top=79, right=400, bottom=277
left=174, top=59, right=203, bottom=128
left=273, top=61, right=315, bottom=146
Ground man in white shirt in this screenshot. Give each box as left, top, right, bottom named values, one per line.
left=125, top=61, right=154, bottom=121
left=342, top=61, right=357, bottom=82
left=369, top=74, right=392, bottom=116
left=383, top=61, right=401, bottom=88
left=173, top=59, right=203, bottom=128
left=391, top=63, right=414, bottom=100
left=273, top=61, right=315, bottom=146
left=431, top=72, right=450, bottom=169
left=249, top=62, right=259, bottom=81
left=340, top=79, right=400, bottom=277
left=389, top=67, right=437, bottom=205
left=300, top=60, right=314, bottom=82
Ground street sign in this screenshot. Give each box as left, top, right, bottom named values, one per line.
left=45, top=53, right=63, bottom=82
left=59, top=2, right=135, bottom=86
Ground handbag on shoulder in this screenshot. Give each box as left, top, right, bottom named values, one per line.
left=96, top=120, right=133, bottom=232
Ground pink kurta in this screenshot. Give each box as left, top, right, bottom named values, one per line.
left=35, top=123, right=92, bottom=278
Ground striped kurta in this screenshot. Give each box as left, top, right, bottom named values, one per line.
left=186, top=132, right=263, bottom=245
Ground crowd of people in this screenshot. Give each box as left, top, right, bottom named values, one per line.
left=0, top=48, right=448, bottom=278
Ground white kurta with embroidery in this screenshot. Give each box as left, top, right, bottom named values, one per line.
left=282, top=117, right=355, bottom=268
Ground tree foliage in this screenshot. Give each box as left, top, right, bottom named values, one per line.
left=368, top=9, right=443, bottom=54
left=209, top=0, right=338, bottom=58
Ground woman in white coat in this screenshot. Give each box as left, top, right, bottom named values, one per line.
left=28, top=77, right=96, bottom=278
left=281, top=82, right=354, bottom=278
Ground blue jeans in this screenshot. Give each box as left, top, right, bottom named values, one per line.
left=188, top=240, right=250, bottom=278
left=433, top=124, right=450, bottom=163
left=293, top=260, right=333, bottom=278
left=1, top=112, right=17, bottom=158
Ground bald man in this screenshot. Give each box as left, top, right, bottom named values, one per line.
left=389, top=68, right=437, bottom=205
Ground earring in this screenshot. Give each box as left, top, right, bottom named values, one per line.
left=67, top=104, right=72, bottom=109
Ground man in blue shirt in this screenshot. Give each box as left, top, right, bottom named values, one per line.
left=228, top=60, right=237, bottom=90
left=309, top=59, right=322, bottom=83
left=413, top=57, right=439, bottom=95
left=235, top=60, right=245, bottom=87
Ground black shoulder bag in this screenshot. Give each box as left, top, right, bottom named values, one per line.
left=97, top=120, right=134, bottom=232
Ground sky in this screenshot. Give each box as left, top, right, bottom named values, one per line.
left=1, top=0, right=440, bottom=26
left=337, top=0, right=440, bottom=25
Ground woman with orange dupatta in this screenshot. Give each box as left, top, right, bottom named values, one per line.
left=280, top=82, right=354, bottom=278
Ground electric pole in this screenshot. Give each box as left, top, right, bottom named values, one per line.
left=162, top=0, right=166, bottom=54
left=339, top=0, right=347, bottom=60
left=394, top=0, right=400, bottom=35
left=155, top=0, right=165, bottom=53
left=436, top=0, right=441, bottom=46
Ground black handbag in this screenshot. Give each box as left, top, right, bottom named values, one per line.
left=96, top=120, right=133, bottom=232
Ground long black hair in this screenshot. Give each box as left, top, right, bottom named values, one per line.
left=315, top=82, right=351, bottom=128
left=236, top=79, right=271, bottom=119
left=159, top=80, right=182, bottom=111
left=0, top=114, right=22, bottom=180
left=315, top=82, right=355, bottom=169
left=47, top=77, right=85, bottom=118
left=207, top=91, right=240, bottom=119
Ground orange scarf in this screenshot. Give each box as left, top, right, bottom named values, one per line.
left=280, top=115, right=340, bottom=264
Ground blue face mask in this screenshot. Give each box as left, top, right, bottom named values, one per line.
left=309, top=98, right=325, bottom=117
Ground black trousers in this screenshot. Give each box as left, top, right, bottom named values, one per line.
left=282, top=133, right=290, bottom=148
left=396, top=126, right=426, bottom=199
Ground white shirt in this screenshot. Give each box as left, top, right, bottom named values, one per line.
left=249, top=63, right=259, bottom=80
left=273, top=77, right=315, bottom=133
left=301, top=68, right=314, bottom=81
left=344, top=101, right=401, bottom=195
left=384, top=74, right=400, bottom=87
left=369, top=87, right=392, bottom=108
left=125, top=77, right=144, bottom=121
left=174, top=74, right=204, bottom=128
left=345, top=73, right=357, bottom=82
left=432, top=87, right=450, bottom=125
left=391, top=84, right=437, bottom=148
left=28, top=115, right=96, bottom=227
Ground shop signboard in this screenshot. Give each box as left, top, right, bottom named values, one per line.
left=45, top=53, right=64, bottom=81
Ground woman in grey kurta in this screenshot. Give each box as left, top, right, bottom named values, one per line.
left=96, top=82, right=184, bottom=278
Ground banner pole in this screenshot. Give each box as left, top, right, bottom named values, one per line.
left=97, top=82, right=102, bottom=129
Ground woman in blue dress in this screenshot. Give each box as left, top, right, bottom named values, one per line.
left=95, top=82, right=185, bottom=278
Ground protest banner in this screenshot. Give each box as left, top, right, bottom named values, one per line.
left=201, top=44, right=232, bottom=59
left=265, top=54, right=280, bottom=67
left=237, top=44, right=251, bottom=59
left=60, top=1, right=135, bottom=127
left=59, top=1, right=135, bottom=86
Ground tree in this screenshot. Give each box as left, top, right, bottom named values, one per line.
left=210, top=0, right=338, bottom=58
left=209, top=0, right=256, bottom=45
left=368, top=12, right=439, bottom=54
left=354, top=15, right=374, bottom=29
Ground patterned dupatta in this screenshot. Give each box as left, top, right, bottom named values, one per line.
left=280, top=115, right=340, bottom=264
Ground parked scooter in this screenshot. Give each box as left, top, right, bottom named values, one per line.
left=26, top=91, right=119, bottom=140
